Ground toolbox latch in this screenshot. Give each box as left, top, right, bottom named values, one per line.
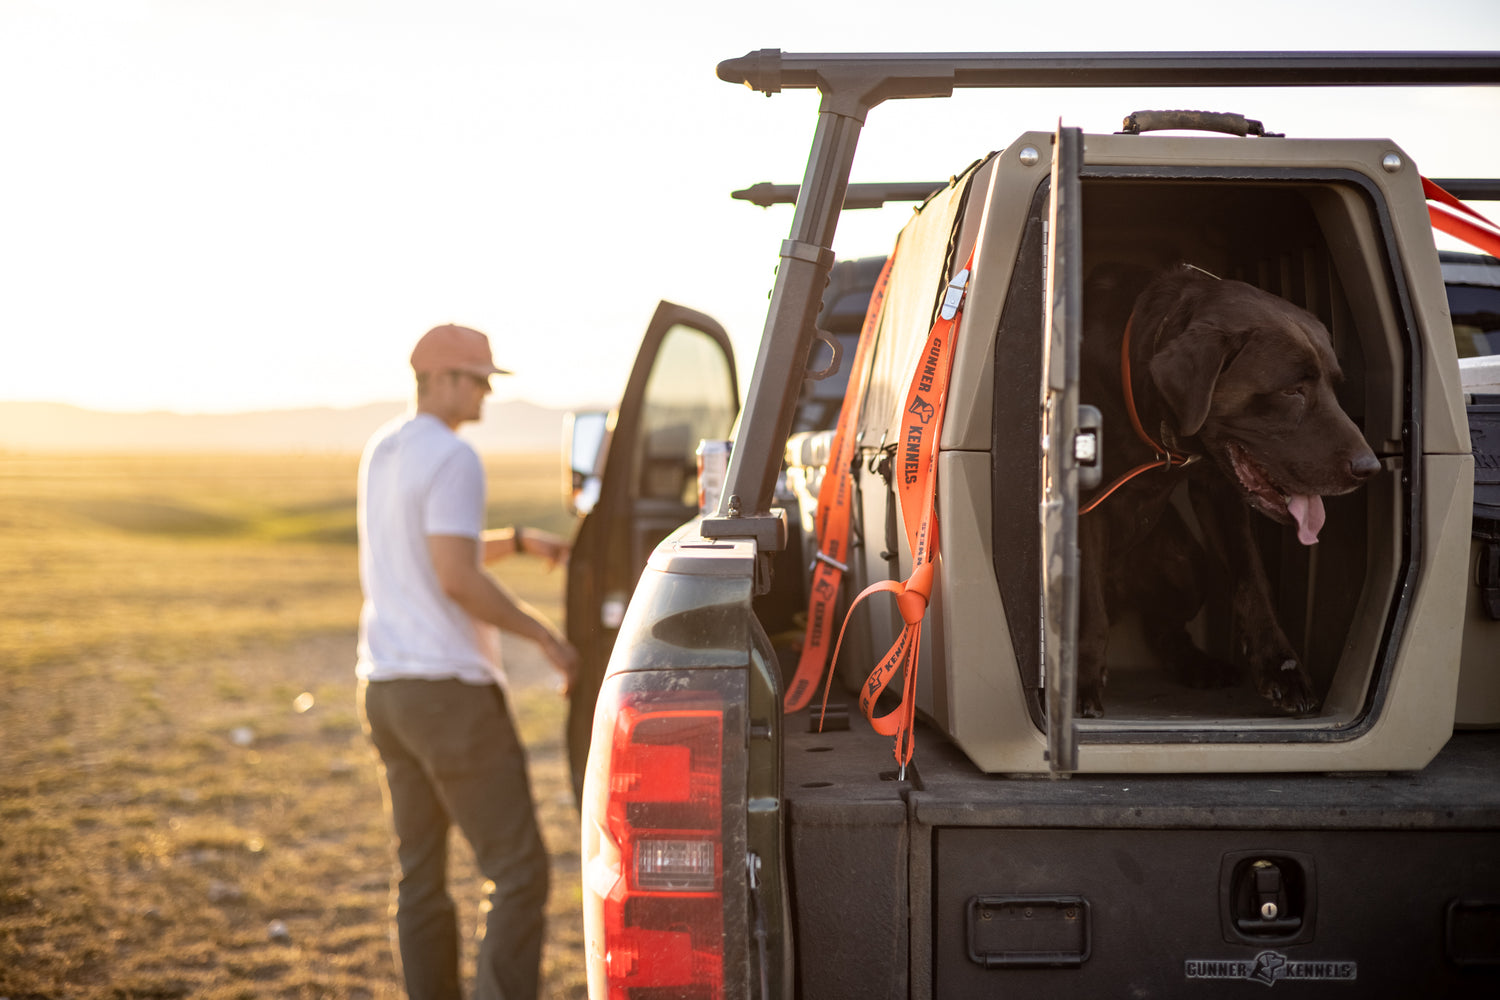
left=1221, top=852, right=1317, bottom=945
left=1236, top=860, right=1302, bottom=935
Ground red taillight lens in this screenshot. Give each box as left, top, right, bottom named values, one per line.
left=584, top=679, right=726, bottom=1000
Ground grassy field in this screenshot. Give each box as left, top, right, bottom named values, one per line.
left=0, top=451, right=588, bottom=999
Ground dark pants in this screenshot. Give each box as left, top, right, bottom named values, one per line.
left=359, top=678, right=549, bottom=1000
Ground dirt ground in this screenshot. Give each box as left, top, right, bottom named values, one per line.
left=0, top=633, right=588, bottom=999
left=0, top=452, right=588, bottom=998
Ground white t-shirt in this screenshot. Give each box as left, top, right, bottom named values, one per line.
left=355, top=412, right=504, bottom=686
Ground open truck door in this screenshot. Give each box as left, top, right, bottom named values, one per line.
left=564, top=301, right=738, bottom=803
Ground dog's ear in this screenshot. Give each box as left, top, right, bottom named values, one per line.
left=1148, top=323, right=1239, bottom=437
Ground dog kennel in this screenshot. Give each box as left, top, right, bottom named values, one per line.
left=826, top=126, right=1475, bottom=773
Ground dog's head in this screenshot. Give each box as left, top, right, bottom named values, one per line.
left=1139, top=266, right=1381, bottom=544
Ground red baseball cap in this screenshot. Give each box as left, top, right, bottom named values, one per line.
left=409, top=324, right=512, bottom=377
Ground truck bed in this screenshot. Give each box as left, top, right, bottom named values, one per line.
left=783, top=709, right=1500, bottom=999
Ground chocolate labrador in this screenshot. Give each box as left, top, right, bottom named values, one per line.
left=1076, top=263, right=1381, bottom=718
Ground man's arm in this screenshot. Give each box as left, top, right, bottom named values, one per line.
left=480, top=526, right=570, bottom=566
left=428, top=533, right=579, bottom=691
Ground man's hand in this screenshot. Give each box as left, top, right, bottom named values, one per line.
left=536, top=532, right=571, bottom=570
left=429, top=535, right=574, bottom=667
left=521, top=527, right=571, bottom=570
left=540, top=632, right=580, bottom=696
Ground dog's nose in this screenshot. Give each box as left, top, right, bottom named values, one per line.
left=1349, top=450, right=1381, bottom=481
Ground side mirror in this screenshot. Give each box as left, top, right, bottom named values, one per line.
left=565, top=410, right=611, bottom=516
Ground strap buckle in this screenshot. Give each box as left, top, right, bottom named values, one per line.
left=939, top=267, right=971, bottom=320
left=813, top=550, right=849, bottom=574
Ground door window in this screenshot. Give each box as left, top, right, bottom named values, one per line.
left=635, top=324, right=738, bottom=505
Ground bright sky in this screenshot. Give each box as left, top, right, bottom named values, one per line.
left=2, top=0, right=1498, bottom=414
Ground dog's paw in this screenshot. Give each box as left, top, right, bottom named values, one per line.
left=1076, top=661, right=1107, bottom=718
left=1077, top=692, right=1106, bottom=718
left=1256, top=658, right=1320, bottom=714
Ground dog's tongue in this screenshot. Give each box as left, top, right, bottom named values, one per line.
left=1288, top=494, right=1326, bottom=545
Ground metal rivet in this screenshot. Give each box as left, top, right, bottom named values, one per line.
left=1382, top=152, right=1403, bottom=173
left=1019, top=146, right=1040, bottom=167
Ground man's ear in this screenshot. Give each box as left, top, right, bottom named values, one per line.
left=1147, top=324, right=1239, bottom=437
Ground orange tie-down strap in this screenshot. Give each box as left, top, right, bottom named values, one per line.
left=1424, top=177, right=1500, bottom=258
left=823, top=248, right=977, bottom=771
left=783, top=248, right=898, bottom=713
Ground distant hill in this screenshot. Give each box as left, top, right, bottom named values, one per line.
left=0, top=400, right=574, bottom=454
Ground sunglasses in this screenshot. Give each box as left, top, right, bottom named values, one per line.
left=450, top=370, right=491, bottom=390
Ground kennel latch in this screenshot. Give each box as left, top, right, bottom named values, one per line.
left=1075, top=404, right=1102, bottom=491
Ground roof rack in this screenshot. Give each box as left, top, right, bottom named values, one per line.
left=701, top=50, right=1500, bottom=548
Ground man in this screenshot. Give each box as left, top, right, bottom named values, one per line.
left=356, top=323, right=579, bottom=1000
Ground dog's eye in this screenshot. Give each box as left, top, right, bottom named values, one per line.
left=1281, top=386, right=1306, bottom=400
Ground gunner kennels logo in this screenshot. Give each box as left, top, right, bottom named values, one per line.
left=1185, top=950, right=1356, bottom=986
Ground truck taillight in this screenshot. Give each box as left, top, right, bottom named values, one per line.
left=584, top=674, right=727, bottom=1000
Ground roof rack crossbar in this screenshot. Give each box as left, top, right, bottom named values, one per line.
left=719, top=50, right=1500, bottom=117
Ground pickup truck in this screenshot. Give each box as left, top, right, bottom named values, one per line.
left=565, top=52, right=1500, bottom=998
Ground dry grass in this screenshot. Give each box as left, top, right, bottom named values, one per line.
left=0, top=452, right=587, bottom=998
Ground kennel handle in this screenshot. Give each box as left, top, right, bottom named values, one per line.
left=1120, top=110, right=1280, bottom=137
